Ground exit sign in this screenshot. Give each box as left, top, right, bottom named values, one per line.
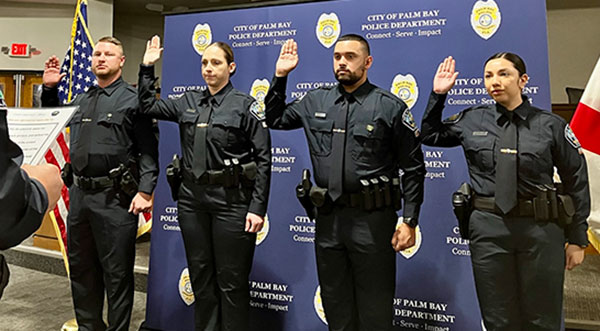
left=9, top=43, right=30, bottom=57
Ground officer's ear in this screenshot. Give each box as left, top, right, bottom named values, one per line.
left=518, top=73, right=529, bottom=90
left=229, top=61, right=236, bottom=76
left=364, top=55, right=373, bottom=70
left=119, top=55, right=126, bottom=68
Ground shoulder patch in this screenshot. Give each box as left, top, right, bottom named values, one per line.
left=442, top=111, right=464, bottom=124
left=402, top=109, right=420, bottom=137
left=249, top=101, right=266, bottom=121
left=564, top=124, right=582, bottom=150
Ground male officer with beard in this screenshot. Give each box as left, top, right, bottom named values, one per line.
left=264, top=35, right=425, bottom=330
left=42, top=36, right=158, bottom=330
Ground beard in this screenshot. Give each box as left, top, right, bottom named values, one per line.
left=334, top=69, right=362, bottom=86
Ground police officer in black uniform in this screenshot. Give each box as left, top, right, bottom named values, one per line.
left=1, top=92, right=63, bottom=298
left=139, top=36, right=271, bottom=331
left=421, top=54, right=590, bottom=331
left=265, top=36, right=425, bottom=331
left=42, top=37, right=159, bottom=331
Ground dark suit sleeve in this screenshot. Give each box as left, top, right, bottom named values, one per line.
left=420, top=91, right=462, bottom=147
left=41, top=85, right=60, bottom=107
left=243, top=101, right=271, bottom=217
left=138, top=64, right=183, bottom=122
left=264, top=76, right=305, bottom=130
left=131, top=108, right=159, bottom=195
left=553, top=122, right=590, bottom=246
left=391, top=101, right=425, bottom=223
left=0, top=109, right=48, bottom=250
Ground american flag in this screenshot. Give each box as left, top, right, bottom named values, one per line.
left=44, top=0, right=96, bottom=269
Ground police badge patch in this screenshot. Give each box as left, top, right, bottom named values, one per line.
left=402, top=109, right=418, bottom=133
left=249, top=101, right=266, bottom=121
left=564, top=124, right=582, bottom=150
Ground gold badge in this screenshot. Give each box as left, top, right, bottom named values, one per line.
left=391, top=73, right=419, bottom=110
left=470, top=0, right=502, bottom=40
left=192, top=23, right=213, bottom=56
left=316, top=13, right=341, bottom=49
left=178, top=268, right=195, bottom=306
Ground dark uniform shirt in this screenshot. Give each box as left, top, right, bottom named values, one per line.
left=421, top=92, right=590, bottom=245
left=0, top=106, right=48, bottom=250
left=138, top=65, right=271, bottom=216
left=265, top=76, right=425, bottom=222
left=42, top=77, right=159, bottom=194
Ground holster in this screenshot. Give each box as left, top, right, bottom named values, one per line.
left=61, top=162, right=73, bottom=188
left=296, top=169, right=316, bottom=220
left=166, top=154, right=182, bottom=201
left=108, top=164, right=138, bottom=200
left=452, top=182, right=473, bottom=239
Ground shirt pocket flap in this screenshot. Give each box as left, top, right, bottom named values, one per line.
left=180, top=112, right=199, bottom=124
left=97, top=111, right=125, bottom=125
left=353, top=123, right=384, bottom=139
left=212, top=116, right=242, bottom=128
left=464, top=136, right=494, bottom=152
left=308, top=118, right=334, bottom=132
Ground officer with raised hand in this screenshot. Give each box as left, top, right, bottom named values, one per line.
left=42, top=36, right=159, bottom=331
left=265, top=36, right=425, bottom=330
left=139, top=36, right=271, bottom=331
left=421, top=54, right=589, bottom=330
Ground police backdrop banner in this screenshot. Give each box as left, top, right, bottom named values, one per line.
left=145, top=0, right=550, bottom=329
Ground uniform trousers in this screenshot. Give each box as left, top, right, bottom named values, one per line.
left=68, top=185, right=137, bottom=331
left=469, top=210, right=565, bottom=331
left=315, top=205, right=398, bottom=331
left=177, top=181, right=257, bottom=331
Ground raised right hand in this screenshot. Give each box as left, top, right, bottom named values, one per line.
left=43, top=56, right=66, bottom=88
left=433, top=56, right=459, bottom=94
left=143, top=35, right=163, bottom=66
left=275, top=39, right=299, bottom=77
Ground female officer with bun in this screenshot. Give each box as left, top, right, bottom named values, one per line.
left=139, top=36, right=271, bottom=331
left=421, top=53, right=590, bottom=331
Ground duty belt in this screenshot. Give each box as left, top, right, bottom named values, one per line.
left=336, top=192, right=364, bottom=208
left=182, top=169, right=229, bottom=186
left=473, top=196, right=535, bottom=217
left=73, top=174, right=114, bottom=191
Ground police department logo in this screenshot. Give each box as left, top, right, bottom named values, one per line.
left=396, top=218, right=423, bottom=259
left=250, top=79, right=270, bottom=104
left=178, top=268, right=195, bottom=306
left=316, top=13, right=341, bottom=49
left=249, top=101, right=266, bottom=123
left=402, top=109, right=420, bottom=137
left=313, top=285, right=328, bottom=325
left=391, top=74, right=419, bottom=110
left=564, top=124, right=582, bottom=150
left=192, top=23, right=213, bottom=56
left=256, top=214, right=270, bottom=245
left=470, top=0, right=502, bottom=40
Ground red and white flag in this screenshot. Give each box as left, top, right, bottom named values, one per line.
left=570, top=57, right=600, bottom=252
